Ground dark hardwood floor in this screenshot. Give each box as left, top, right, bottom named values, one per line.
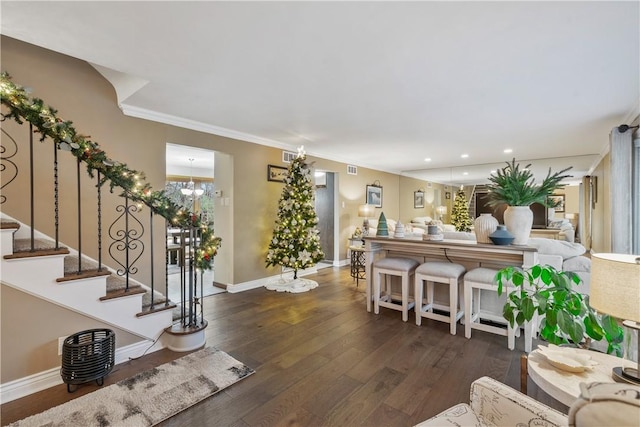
left=1, top=266, right=567, bottom=426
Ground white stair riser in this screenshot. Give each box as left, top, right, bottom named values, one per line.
left=1, top=228, right=17, bottom=256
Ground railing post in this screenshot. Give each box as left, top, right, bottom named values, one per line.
left=76, top=157, right=82, bottom=273
left=149, top=209, right=155, bottom=309
left=53, top=140, right=59, bottom=249
left=97, top=172, right=102, bottom=270
left=29, top=123, right=34, bottom=250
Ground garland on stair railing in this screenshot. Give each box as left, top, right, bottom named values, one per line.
left=0, top=72, right=220, bottom=270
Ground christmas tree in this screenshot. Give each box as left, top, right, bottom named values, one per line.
left=451, top=188, right=473, bottom=232
left=266, top=148, right=324, bottom=282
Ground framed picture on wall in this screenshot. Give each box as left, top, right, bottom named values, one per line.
left=549, top=194, right=565, bottom=212
left=445, top=192, right=451, bottom=199
left=267, top=164, right=288, bottom=183
left=414, top=191, right=424, bottom=209
left=366, top=184, right=383, bottom=208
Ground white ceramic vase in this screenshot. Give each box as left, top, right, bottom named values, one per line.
left=503, top=206, right=533, bottom=245
left=474, top=213, right=499, bottom=244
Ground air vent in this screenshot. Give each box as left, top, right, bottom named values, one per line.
left=282, top=150, right=296, bottom=163
left=347, top=165, right=357, bottom=175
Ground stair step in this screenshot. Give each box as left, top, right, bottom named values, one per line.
left=136, top=302, right=177, bottom=318
left=56, top=268, right=111, bottom=282
left=100, top=287, right=147, bottom=301
left=4, top=247, right=70, bottom=259
left=13, top=238, right=61, bottom=252
left=0, top=221, right=20, bottom=230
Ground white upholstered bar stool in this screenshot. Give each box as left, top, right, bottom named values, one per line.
left=414, top=262, right=466, bottom=335
left=464, top=267, right=516, bottom=350
left=373, top=257, right=419, bottom=322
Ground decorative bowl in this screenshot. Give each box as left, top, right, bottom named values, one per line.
left=489, top=225, right=514, bottom=245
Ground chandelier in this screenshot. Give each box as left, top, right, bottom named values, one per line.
left=180, top=158, right=204, bottom=197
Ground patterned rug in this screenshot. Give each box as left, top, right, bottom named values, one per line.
left=10, top=347, right=254, bottom=427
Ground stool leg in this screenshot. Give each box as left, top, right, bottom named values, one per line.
left=426, top=281, right=434, bottom=313
left=464, top=281, right=472, bottom=339
left=508, top=324, right=516, bottom=350
left=401, top=273, right=409, bottom=322
left=415, top=276, right=423, bottom=326
left=449, top=277, right=457, bottom=335
left=374, top=270, right=381, bottom=315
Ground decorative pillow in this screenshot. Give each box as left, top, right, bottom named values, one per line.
left=386, top=219, right=396, bottom=232
left=411, top=216, right=432, bottom=225
left=528, top=238, right=586, bottom=260
left=548, top=219, right=570, bottom=229
left=569, top=382, right=640, bottom=427
left=563, top=256, right=591, bottom=273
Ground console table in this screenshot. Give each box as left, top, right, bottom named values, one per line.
left=363, top=236, right=539, bottom=312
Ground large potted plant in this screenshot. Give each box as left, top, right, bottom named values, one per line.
left=486, top=159, right=572, bottom=244
left=496, top=264, right=624, bottom=355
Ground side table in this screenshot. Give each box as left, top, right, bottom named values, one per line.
left=523, top=348, right=636, bottom=406
left=348, top=238, right=365, bottom=287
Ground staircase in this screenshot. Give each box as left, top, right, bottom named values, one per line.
left=1, top=217, right=175, bottom=340
left=0, top=73, right=214, bottom=401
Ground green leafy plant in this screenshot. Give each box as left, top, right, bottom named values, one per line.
left=496, top=264, right=624, bottom=355
left=486, top=158, right=572, bottom=207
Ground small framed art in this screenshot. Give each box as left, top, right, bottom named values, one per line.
left=267, top=165, right=288, bottom=183
left=366, top=184, right=383, bottom=208
left=414, top=191, right=425, bottom=209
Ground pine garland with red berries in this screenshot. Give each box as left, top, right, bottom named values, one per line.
left=0, top=72, right=220, bottom=269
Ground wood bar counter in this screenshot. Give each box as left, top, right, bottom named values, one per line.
left=363, top=235, right=539, bottom=313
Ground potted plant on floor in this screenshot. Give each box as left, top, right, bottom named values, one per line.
left=486, top=159, right=572, bottom=245
left=496, top=264, right=624, bottom=355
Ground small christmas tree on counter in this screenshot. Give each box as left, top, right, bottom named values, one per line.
left=451, top=188, right=473, bottom=232
left=265, top=146, right=324, bottom=293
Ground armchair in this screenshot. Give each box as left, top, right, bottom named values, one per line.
left=416, top=376, right=640, bottom=427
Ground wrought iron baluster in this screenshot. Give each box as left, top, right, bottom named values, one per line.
left=54, top=140, right=59, bottom=249
left=76, top=157, right=82, bottom=273
left=0, top=127, right=19, bottom=205
left=97, top=172, right=102, bottom=270
left=149, top=209, right=155, bottom=309
left=108, top=195, right=145, bottom=291
left=29, top=123, right=34, bottom=250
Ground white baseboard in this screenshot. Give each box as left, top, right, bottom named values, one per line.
left=227, top=262, right=350, bottom=293
left=0, top=340, right=161, bottom=403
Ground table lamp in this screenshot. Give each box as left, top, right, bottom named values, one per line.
left=590, top=253, right=640, bottom=384
left=358, top=204, right=374, bottom=236
left=436, top=205, right=447, bottom=221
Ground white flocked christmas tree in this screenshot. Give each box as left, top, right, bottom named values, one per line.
left=265, top=146, right=324, bottom=292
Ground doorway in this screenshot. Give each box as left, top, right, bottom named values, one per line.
left=315, top=171, right=337, bottom=266
left=165, top=143, right=224, bottom=300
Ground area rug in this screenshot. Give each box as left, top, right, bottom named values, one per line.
left=10, top=347, right=254, bottom=427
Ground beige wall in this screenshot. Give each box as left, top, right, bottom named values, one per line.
left=1, top=284, right=140, bottom=383
left=1, top=36, right=435, bottom=382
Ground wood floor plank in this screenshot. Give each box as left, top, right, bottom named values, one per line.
left=1, top=266, right=567, bottom=427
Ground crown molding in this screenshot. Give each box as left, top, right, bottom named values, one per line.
left=118, top=104, right=400, bottom=175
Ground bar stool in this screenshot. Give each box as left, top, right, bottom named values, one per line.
left=414, top=261, right=466, bottom=335
left=463, top=267, right=516, bottom=350
left=373, top=257, right=419, bottom=322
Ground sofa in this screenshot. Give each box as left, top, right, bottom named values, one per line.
left=416, top=376, right=640, bottom=427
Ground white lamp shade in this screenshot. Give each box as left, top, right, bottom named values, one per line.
left=436, top=206, right=447, bottom=215
left=590, top=253, right=640, bottom=323
left=358, top=204, right=374, bottom=218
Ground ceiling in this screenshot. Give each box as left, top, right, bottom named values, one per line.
left=2, top=2, right=638, bottom=185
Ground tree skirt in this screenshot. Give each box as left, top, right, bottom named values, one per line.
left=9, top=347, right=254, bottom=427
left=265, top=277, right=319, bottom=293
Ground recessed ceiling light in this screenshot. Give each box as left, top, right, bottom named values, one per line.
left=461, top=154, right=469, bottom=158
left=504, top=148, right=513, bottom=153
left=490, top=170, right=496, bottom=174
left=463, top=172, right=469, bottom=176
left=424, top=158, right=431, bottom=162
